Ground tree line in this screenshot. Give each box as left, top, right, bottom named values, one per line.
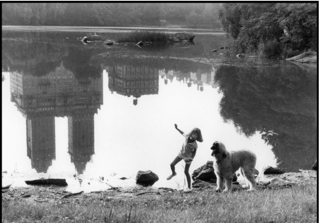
left=2, top=3, right=222, bottom=29
left=218, top=3, right=317, bottom=58
left=3, top=3, right=317, bottom=59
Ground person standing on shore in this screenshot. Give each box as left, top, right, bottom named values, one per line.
left=167, top=124, right=203, bottom=193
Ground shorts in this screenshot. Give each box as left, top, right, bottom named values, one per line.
left=178, top=153, right=193, bottom=164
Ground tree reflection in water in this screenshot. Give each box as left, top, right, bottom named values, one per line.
left=214, top=63, right=317, bottom=171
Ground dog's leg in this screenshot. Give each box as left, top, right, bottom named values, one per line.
left=240, top=168, right=249, bottom=189
left=215, top=174, right=224, bottom=192
left=222, top=177, right=232, bottom=193
left=243, top=168, right=256, bottom=191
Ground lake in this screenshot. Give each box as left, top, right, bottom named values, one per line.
left=2, top=27, right=317, bottom=190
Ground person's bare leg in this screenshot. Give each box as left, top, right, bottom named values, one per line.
left=184, top=163, right=192, bottom=189
left=167, top=156, right=182, bottom=180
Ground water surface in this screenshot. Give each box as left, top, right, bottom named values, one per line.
left=2, top=28, right=317, bottom=190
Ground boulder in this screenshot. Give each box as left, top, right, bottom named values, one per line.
left=104, top=40, right=115, bottom=46
left=264, top=167, right=285, bottom=175
left=236, top=53, right=245, bottom=58
left=192, top=161, right=238, bottom=183
left=25, top=178, right=68, bottom=186
left=192, top=179, right=215, bottom=189
left=136, top=41, right=144, bottom=47
left=81, top=34, right=103, bottom=44
left=134, top=41, right=153, bottom=48
left=136, top=170, right=159, bottom=187
left=169, top=32, right=195, bottom=42
left=212, top=46, right=229, bottom=52
left=192, top=161, right=216, bottom=182
left=286, top=51, right=317, bottom=63
left=2, top=184, right=11, bottom=190
left=311, top=160, right=317, bottom=171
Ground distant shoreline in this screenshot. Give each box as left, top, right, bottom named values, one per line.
left=2, top=25, right=225, bottom=35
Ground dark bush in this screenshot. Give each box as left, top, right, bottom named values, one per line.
left=263, top=40, right=282, bottom=58
left=284, top=48, right=300, bottom=58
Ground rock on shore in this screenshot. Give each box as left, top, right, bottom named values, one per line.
left=285, top=51, right=317, bottom=63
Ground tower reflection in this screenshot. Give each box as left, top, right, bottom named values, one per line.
left=106, top=65, right=159, bottom=106
left=27, top=116, right=55, bottom=173
left=10, top=62, right=103, bottom=174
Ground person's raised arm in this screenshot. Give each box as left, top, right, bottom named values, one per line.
left=174, top=124, right=184, bottom=135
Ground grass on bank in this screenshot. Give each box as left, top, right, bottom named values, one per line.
left=2, top=183, right=317, bottom=223
left=2, top=184, right=318, bottom=223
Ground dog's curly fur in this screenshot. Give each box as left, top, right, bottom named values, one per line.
left=211, top=141, right=256, bottom=192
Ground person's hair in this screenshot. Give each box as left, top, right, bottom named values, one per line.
left=188, top=128, right=203, bottom=142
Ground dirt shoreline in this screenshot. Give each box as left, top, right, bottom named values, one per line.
left=2, top=170, right=317, bottom=204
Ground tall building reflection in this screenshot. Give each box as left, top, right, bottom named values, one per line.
left=159, top=65, right=217, bottom=91
left=101, top=58, right=216, bottom=101
left=10, top=62, right=103, bottom=174
left=27, top=117, right=55, bottom=173
left=106, top=65, right=159, bottom=105
left=68, top=114, right=95, bottom=174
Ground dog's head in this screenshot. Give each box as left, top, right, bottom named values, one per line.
left=210, top=141, right=227, bottom=161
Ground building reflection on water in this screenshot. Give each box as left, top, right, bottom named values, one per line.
left=10, top=62, right=103, bottom=174
left=105, top=61, right=217, bottom=106
left=106, top=65, right=159, bottom=106
left=160, top=69, right=211, bottom=92
left=6, top=39, right=217, bottom=174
